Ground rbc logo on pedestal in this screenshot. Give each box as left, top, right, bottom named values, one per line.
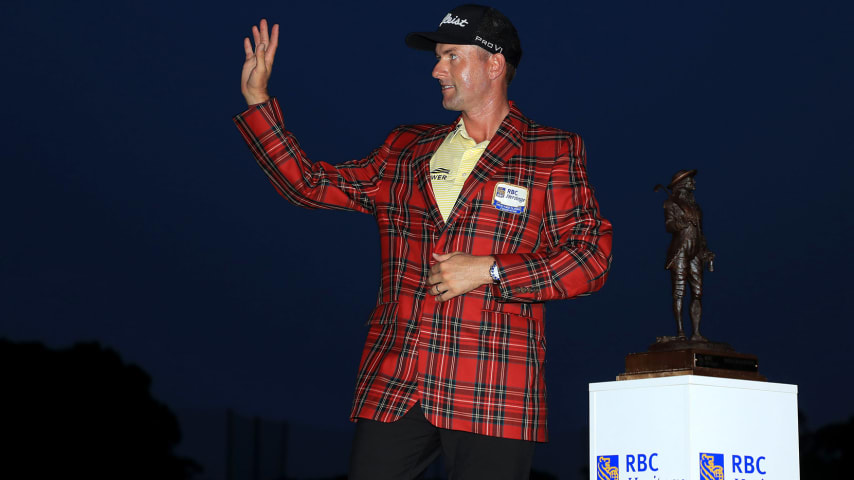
left=700, top=453, right=725, bottom=480
left=597, top=455, right=619, bottom=480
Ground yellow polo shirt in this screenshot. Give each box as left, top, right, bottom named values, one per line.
left=429, top=120, right=489, bottom=222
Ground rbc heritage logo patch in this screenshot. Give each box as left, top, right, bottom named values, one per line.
left=597, top=455, right=619, bottom=480
left=700, top=453, right=724, bottom=480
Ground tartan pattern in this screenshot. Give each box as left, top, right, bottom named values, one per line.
left=234, top=99, right=613, bottom=442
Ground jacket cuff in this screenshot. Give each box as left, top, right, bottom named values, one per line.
left=488, top=253, right=546, bottom=302
left=233, top=97, right=284, bottom=132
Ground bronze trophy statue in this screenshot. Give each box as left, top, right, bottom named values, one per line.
left=617, top=169, right=764, bottom=381
left=657, top=169, right=715, bottom=341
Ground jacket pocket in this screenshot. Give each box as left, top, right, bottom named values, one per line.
left=473, top=311, right=547, bottom=391
left=479, top=310, right=544, bottom=345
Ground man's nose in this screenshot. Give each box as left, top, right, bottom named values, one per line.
left=432, top=61, right=445, bottom=79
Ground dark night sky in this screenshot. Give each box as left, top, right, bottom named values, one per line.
left=2, top=0, right=852, bottom=477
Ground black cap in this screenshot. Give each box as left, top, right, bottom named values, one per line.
left=405, top=4, right=522, bottom=68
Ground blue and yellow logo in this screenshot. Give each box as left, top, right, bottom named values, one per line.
left=597, top=455, right=619, bottom=480
left=700, top=453, right=724, bottom=480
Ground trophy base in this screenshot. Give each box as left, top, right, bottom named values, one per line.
left=617, top=338, right=765, bottom=381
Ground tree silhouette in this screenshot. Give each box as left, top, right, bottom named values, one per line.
left=1, top=339, right=200, bottom=479
left=800, top=412, right=853, bottom=477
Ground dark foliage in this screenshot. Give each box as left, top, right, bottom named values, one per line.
left=800, top=414, right=853, bottom=477
left=0, top=339, right=200, bottom=479
left=530, top=468, right=559, bottom=479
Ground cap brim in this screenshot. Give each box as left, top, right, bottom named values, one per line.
left=405, top=31, right=473, bottom=51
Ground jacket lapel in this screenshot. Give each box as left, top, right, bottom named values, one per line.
left=443, top=104, right=526, bottom=228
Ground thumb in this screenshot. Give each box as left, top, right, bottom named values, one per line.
left=432, top=252, right=454, bottom=262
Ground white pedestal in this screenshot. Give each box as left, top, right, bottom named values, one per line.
left=589, top=375, right=799, bottom=480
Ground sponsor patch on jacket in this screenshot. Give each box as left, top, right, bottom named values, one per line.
left=492, top=182, right=528, bottom=214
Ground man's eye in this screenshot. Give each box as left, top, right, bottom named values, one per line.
left=450, top=54, right=458, bottom=60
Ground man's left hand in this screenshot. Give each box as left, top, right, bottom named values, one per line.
left=428, top=252, right=495, bottom=302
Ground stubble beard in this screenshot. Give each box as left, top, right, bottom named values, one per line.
left=441, top=91, right=464, bottom=112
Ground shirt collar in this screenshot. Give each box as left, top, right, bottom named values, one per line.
left=450, top=118, right=489, bottom=147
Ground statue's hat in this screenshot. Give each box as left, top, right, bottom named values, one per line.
left=668, top=169, right=697, bottom=188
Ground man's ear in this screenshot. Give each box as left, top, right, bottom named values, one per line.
left=488, top=53, right=507, bottom=81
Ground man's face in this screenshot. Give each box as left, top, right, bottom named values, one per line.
left=677, top=177, right=696, bottom=192
left=684, top=177, right=696, bottom=191
left=432, top=43, right=491, bottom=112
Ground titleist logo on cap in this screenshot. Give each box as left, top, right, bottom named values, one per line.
left=439, top=13, right=469, bottom=27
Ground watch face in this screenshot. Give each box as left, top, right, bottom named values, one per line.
left=490, top=263, right=500, bottom=281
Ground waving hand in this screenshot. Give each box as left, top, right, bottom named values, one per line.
left=241, top=19, right=279, bottom=105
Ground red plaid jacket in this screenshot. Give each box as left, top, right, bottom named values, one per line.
left=234, top=99, right=613, bottom=442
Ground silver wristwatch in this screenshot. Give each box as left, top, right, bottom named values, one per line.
left=489, top=262, right=501, bottom=282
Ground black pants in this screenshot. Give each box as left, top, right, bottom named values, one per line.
left=348, top=403, right=535, bottom=480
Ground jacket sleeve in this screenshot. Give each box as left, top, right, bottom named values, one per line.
left=233, top=98, right=387, bottom=215
left=489, top=135, right=613, bottom=302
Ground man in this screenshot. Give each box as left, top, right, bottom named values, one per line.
left=662, top=169, right=714, bottom=341
left=234, top=5, right=612, bottom=479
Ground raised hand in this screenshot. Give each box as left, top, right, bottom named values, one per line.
left=241, top=19, right=279, bottom=106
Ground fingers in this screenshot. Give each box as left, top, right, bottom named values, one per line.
left=259, top=18, right=270, bottom=46
left=434, top=286, right=463, bottom=303
left=241, top=37, right=257, bottom=94
left=255, top=41, right=268, bottom=71
left=267, top=23, right=280, bottom=68
left=428, top=267, right=448, bottom=302
left=243, top=37, right=253, bottom=59
left=249, top=19, right=276, bottom=45
left=252, top=25, right=261, bottom=50
left=247, top=19, right=278, bottom=74
left=428, top=252, right=457, bottom=290
left=432, top=283, right=450, bottom=303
